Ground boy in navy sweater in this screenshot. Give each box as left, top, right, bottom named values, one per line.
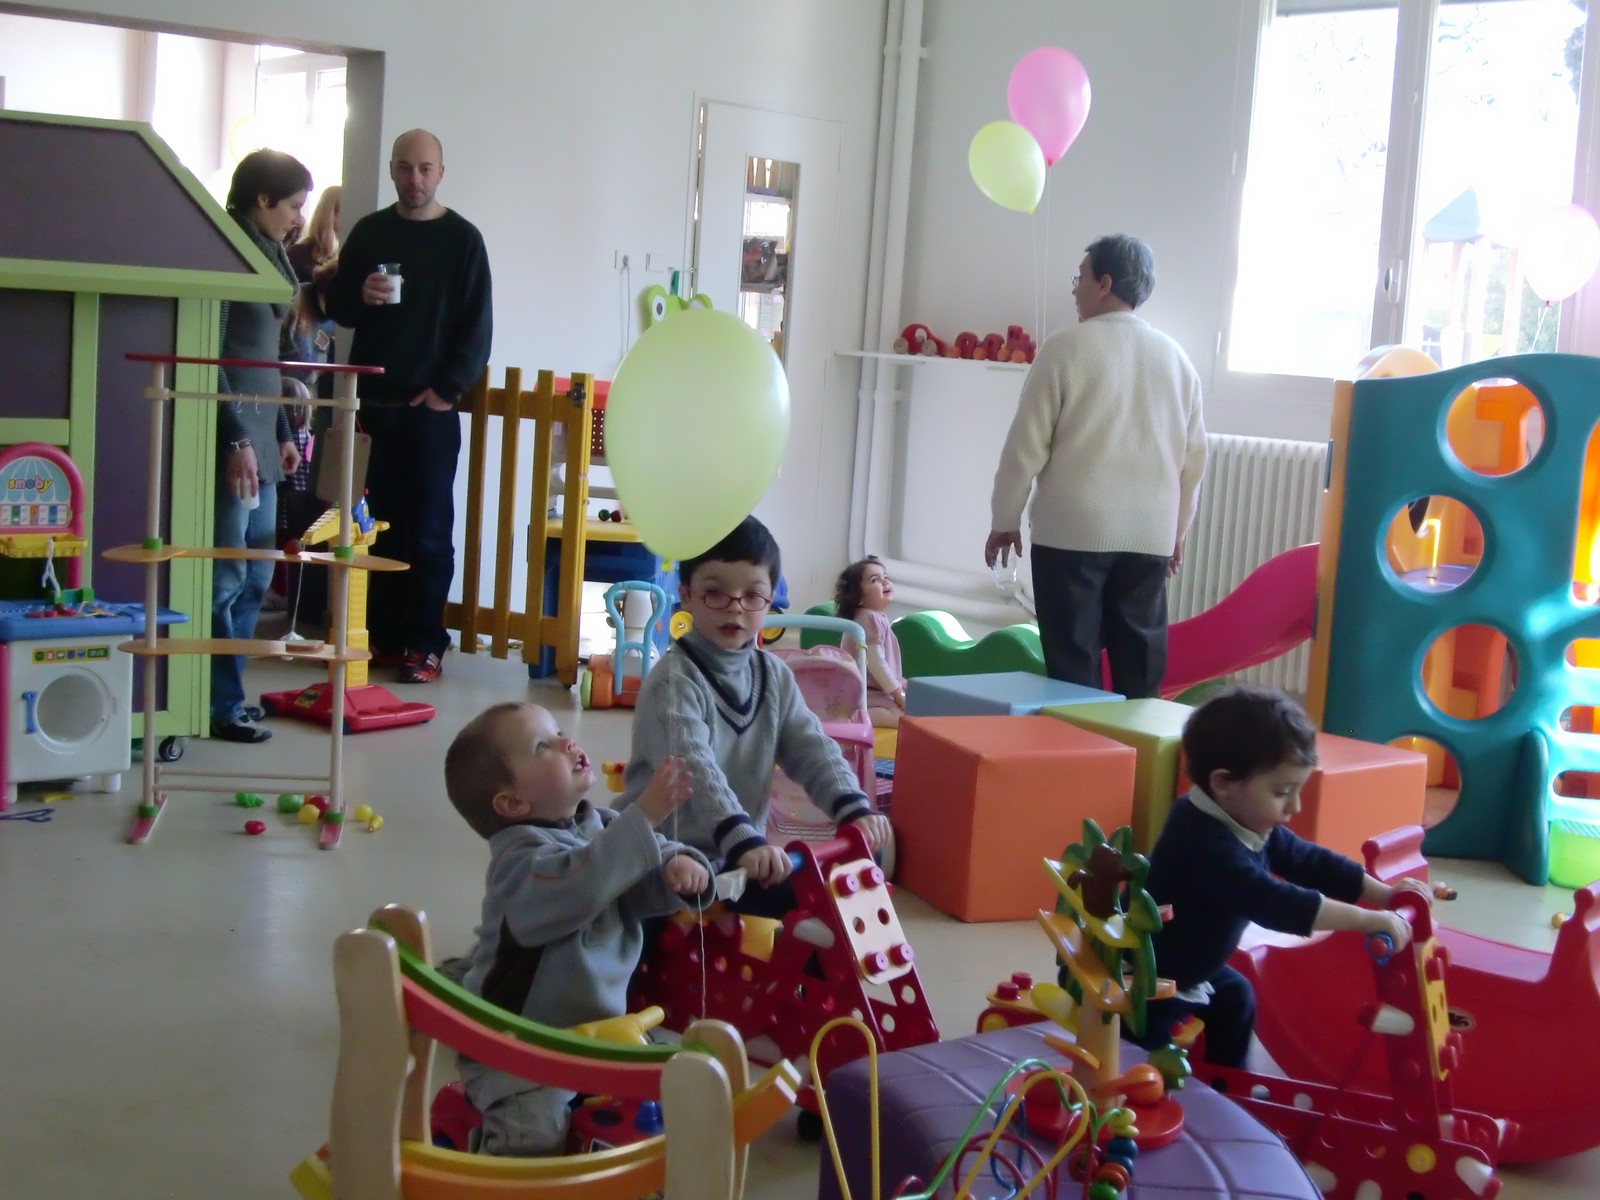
left=1133, top=686, right=1430, bottom=1067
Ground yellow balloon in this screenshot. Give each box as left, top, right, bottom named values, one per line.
left=968, top=120, right=1046, bottom=214
left=605, top=308, right=790, bottom=560
left=226, top=114, right=263, bottom=164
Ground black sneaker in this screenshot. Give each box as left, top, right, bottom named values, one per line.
left=241, top=704, right=267, bottom=722
left=211, top=715, right=272, bottom=744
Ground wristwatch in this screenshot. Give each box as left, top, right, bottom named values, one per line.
left=226, top=438, right=252, bottom=453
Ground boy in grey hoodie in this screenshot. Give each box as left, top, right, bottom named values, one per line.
left=617, top=516, right=891, bottom=914
left=446, top=702, right=714, bottom=1155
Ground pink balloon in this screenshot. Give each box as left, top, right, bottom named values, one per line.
left=1521, top=203, right=1600, bottom=303
left=1007, top=46, right=1092, bottom=167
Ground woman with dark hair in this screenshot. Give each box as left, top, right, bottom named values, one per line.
left=211, top=147, right=310, bottom=744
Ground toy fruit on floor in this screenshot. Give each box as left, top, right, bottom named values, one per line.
left=244, top=820, right=267, bottom=835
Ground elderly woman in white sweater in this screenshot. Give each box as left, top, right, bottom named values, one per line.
left=984, top=234, right=1208, bottom=699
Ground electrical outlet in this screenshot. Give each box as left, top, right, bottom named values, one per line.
left=645, top=253, right=674, bottom=273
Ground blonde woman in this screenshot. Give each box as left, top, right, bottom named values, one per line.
left=286, top=184, right=340, bottom=378
left=289, top=184, right=341, bottom=285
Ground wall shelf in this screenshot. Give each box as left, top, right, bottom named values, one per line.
left=834, top=349, right=1029, bottom=373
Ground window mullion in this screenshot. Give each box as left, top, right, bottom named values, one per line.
left=1562, top=2, right=1600, bottom=353
left=1369, top=0, right=1439, bottom=350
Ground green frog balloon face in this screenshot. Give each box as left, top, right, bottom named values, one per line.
left=640, top=283, right=714, bottom=330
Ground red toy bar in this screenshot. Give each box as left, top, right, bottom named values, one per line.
left=125, top=352, right=385, bottom=373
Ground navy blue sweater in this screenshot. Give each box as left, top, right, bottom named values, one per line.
left=323, top=206, right=493, bottom=406
left=1145, top=793, right=1366, bottom=990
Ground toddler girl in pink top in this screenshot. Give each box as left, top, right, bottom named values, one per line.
left=835, top=556, right=906, bottom=728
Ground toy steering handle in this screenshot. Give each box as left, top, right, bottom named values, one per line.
left=760, top=613, right=868, bottom=675
left=1366, top=932, right=1396, bottom=965
left=760, top=613, right=867, bottom=644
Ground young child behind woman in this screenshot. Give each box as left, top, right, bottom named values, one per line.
left=835, top=556, right=907, bottom=728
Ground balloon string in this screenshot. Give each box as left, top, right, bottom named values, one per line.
left=1032, top=199, right=1044, bottom=341
left=1042, top=172, right=1052, bottom=337
left=1533, top=300, right=1551, bottom=351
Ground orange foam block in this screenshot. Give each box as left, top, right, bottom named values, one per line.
left=1286, top=733, right=1428, bottom=860
left=891, top=716, right=1136, bottom=922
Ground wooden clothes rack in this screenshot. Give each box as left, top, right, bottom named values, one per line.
left=107, top=353, right=403, bottom=848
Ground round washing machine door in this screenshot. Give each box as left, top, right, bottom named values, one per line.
left=32, top=668, right=114, bottom=749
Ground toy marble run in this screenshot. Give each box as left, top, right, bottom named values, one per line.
left=1204, top=889, right=1507, bottom=1200
left=630, top=825, right=938, bottom=1134
left=975, top=822, right=1191, bottom=1161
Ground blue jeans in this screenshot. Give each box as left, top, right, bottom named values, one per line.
left=212, top=481, right=278, bottom=721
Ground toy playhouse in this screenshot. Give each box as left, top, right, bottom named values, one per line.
left=0, top=109, right=296, bottom=748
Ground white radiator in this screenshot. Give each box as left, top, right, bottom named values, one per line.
left=1168, top=434, right=1327, bottom=696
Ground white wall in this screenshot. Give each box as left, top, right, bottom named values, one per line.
left=14, top=0, right=888, bottom=610
left=903, top=2, right=1247, bottom=389
left=0, top=13, right=144, bottom=117
left=862, top=0, right=1295, bottom=601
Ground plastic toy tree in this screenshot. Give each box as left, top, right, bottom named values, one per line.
left=1039, top=819, right=1171, bottom=1101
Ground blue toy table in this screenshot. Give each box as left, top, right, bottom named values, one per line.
left=0, top=600, right=187, bottom=641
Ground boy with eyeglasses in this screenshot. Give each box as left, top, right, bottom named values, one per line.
left=615, top=516, right=892, bottom=914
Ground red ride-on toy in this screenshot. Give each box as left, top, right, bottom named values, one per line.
left=630, top=826, right=937, bottom=1138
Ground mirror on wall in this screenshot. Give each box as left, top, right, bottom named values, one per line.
left=737, top=155, right=796, bottom=363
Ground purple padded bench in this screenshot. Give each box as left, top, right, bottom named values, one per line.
left=818, top=1023, right=1319, bottom=1200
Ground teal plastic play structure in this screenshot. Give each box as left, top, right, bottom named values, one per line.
left=1322, top=353, right=1600, bottom=884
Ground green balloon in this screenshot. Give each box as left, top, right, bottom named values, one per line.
left=605, top=308, right=790, bottom=560
left=968, top=120, right=1046, bottom=214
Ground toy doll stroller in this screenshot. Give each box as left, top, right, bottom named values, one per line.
left=762, top=615, right=893, bottom=868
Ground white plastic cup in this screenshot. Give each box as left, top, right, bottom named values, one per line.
left=378, top=262, right=403, bottom=304
left=238, top=480, right=261, bottom=511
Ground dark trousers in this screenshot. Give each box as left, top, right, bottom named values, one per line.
left=1030, top=544, right=1170, bottom=698
left=362, top=404, right=462, bottom=657
left=1128, top=964, right=1256, bottom=1068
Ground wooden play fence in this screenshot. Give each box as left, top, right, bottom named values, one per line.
left=444, top=366, right=618, bottom=688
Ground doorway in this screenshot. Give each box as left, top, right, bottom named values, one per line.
left=692, top=99, right=842, bottom=593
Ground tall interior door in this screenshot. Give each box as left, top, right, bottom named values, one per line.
left=694, top=100, right=841, bottom=596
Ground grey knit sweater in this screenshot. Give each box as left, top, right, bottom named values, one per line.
left=459, top=802, right=712, bottom=1108
left=615, top=630, right=871, bottom=866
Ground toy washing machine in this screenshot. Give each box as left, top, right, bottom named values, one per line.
left=4, top=629, right=130, bottom=804
left=0, top=603, right=186, bottom=808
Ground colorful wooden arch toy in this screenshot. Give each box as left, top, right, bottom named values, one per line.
left=289, top=904, right=799, bottom=1200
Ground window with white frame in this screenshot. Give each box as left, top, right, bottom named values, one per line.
left=252, top=46, right=347, bottom=220
left=1226, top=0, right=1593, bottom=380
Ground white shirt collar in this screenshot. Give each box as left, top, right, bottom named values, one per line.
left=1186, top=785, right=1266, bottom=852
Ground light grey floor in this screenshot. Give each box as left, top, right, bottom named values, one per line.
left=1, top=648, right=1595, bottom=1198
